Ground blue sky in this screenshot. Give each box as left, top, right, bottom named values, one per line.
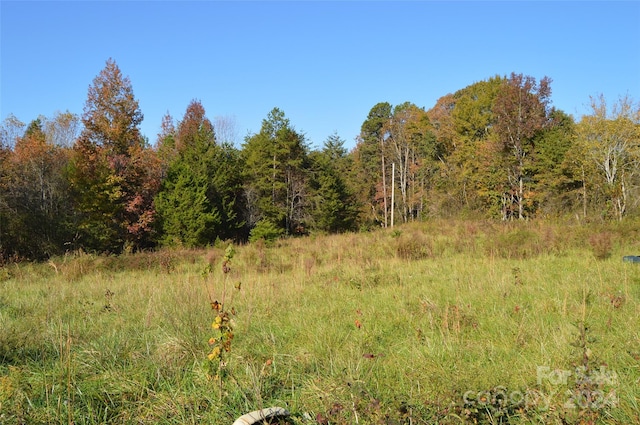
left=2, top=1, right=639, bottom=149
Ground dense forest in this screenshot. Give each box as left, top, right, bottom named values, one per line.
left=1, top=59, right=639, bottom=261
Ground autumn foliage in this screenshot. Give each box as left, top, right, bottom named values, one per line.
left=1, top=59, right=639, bottom=261
left=69, top=59, right=161, bottom=253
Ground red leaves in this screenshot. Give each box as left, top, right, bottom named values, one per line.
left=175, top=100, right=215, bottom=153
left=70, top=59, right=163, bottom=252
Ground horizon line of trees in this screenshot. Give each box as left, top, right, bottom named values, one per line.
left=1, top=59, right=639, bottom=261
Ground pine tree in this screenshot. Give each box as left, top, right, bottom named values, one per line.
left=155, top=100, right=244, bottom=246
left=242, top=108, right=309, bottom=235
left=309, top=133, right=358, bottom=233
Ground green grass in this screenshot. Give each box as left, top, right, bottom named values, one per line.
left=1, top=220, right=639, bottom=424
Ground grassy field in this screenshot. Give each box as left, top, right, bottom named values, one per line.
left=1, top=220, right=639, bottom=424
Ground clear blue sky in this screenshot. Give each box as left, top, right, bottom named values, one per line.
left=2, top=1, right=639, bottom=150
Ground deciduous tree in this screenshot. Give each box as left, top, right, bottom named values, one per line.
left=353, top=102, right=392, bottom=226
left=433, top=77, right=503, bottom=216
left=385, top=102, right=437, bottom=223
left=532, top=109, right=580, bottom=216
left=44, top=111, right=81, bottom=147
left=577, top=94, right=640, bottom=220
left=70, top=58, right=159, bottom=252
left=2, top=119, right=73, bottom=259
left=0, top=114, right=25, bottom=148
left=493, top=73, right=553, bottom=219
left=426, top=93, right=456, bottom=158
left=0, top=142, right=10, bottom=260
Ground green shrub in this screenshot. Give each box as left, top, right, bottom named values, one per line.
left=249, top=220, right=283, bottom=245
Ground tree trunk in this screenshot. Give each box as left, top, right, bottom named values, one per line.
left=617, top=172, right=627, bottom=221
left=391, top=162, right=395, bottom=227
left=582, top=166, right=587, bottom=219
left=381, top=146, right=388, bottom=228
left=518, top=174, right=524, bottom=220
left=272, top=152, right=277, bottom=205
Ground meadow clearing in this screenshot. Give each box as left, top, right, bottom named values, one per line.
left=1, top=220, right=639, bottom=424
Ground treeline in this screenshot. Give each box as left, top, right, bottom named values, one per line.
left=1, top=59, right=639, bottom=261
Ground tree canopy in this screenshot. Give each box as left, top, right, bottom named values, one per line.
left=2, top=59, right=639, bottom=261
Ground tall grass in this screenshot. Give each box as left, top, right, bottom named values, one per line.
left=1, top=220, right=639, bottom=424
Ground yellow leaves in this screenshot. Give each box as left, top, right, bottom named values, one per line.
left=105, top=173, right=124, bottom=201
left=207, top=346, right=221, bottom=361
left=206, top=249, right=238, bottom=370
left=208, top=309, right=234, bottom=367
left=211, top=315, right=222, bottom=329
